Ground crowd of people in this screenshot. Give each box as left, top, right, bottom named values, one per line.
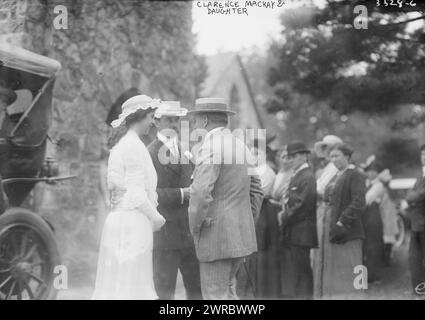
left=245, top=134, right=425, bottom=300
left=89, top=94, right=425, bottom=300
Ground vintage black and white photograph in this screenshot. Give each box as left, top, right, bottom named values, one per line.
left=0, top=0, right=425, bottom=303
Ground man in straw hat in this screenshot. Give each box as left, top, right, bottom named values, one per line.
left=187, top=97, right=264, bottom=299
left=148, top=101, right=202, bottom=300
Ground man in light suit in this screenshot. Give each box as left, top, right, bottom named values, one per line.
left=188, top=98, right=263, bottom=300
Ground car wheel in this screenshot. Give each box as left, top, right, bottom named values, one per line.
left=0, top=207, right=60, bottom=300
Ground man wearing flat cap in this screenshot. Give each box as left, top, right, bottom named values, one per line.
left=278, top=141, right=318, bottom=299
left=188, top=98, right=264, bottom=300
left=148, top=101, right=202, bottom=300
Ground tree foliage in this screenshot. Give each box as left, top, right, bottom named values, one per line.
left=268, top=0, right=425, bottom=115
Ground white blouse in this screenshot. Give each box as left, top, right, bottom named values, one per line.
left=107, top=129, right=159, bottom=216
left=255, top=163, right=277, bottom=198
left=317, top=162, right=339, bottom=196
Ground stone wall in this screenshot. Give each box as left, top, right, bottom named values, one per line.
left=1, top=0, right=201, bottom=286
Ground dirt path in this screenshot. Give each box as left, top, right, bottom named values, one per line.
left=366, top=235, right=413, bottom=300
left=58, top=236, right=415, bottom=300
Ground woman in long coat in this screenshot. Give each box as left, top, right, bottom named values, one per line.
left=316, top=143, right=367, bottom=299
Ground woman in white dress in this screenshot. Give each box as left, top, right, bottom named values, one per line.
left=92, top=95, right=166, bottom=300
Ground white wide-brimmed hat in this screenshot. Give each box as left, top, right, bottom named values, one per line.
left=314, top=135, right=343, bottom=158
left=111, top=94, right=161, bottom=128
left=155, top=101, right=188, bottom=118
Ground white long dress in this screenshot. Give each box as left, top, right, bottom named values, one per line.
left=92, top=129, right=161, bottom=300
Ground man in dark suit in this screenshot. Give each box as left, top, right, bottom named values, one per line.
left=406, top=144, right=425, bottom=299
left=148, top=101, right=202, bottom=300
left=278, top=141, right=318, bottom=299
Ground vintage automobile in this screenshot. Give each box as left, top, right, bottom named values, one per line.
left=0, top=44, right=74, bottom=300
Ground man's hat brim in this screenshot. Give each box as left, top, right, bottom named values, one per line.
left=287, top=149, right=311, bottom=156
left=155, top=110, right=188, bottom=118
left=187, top=108, right=236, bottom=115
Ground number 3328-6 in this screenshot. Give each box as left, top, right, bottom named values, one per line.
left=376, top=0, right=417, bottom=7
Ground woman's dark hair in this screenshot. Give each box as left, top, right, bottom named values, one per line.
left=124, top=107, right=155, bottom=128
left=106, top=88, right=141, bottom=125
left=107, top=107, right=155, bottom=149
left=330, top=143, right=354, bottom=160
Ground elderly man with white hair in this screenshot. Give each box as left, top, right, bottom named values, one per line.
left=188, top=97, right=264, bottom=300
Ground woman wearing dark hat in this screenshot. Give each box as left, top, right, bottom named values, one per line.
left=362, top=156, right=386, bottom=283
left=317, top=143, right=366, bottom=299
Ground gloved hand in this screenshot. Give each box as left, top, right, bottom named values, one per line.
left=329, top=223, right=348, bottom=244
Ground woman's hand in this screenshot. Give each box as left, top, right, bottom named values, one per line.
left=329, top=222, right=348, bottom=244
left=110, top=187, right=125, bottom=207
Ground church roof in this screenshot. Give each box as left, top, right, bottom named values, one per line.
left=201, top=52, right=266, bottom=128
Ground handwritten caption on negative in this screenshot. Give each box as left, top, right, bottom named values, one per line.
left=196, top=1, right=285, bottom=16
